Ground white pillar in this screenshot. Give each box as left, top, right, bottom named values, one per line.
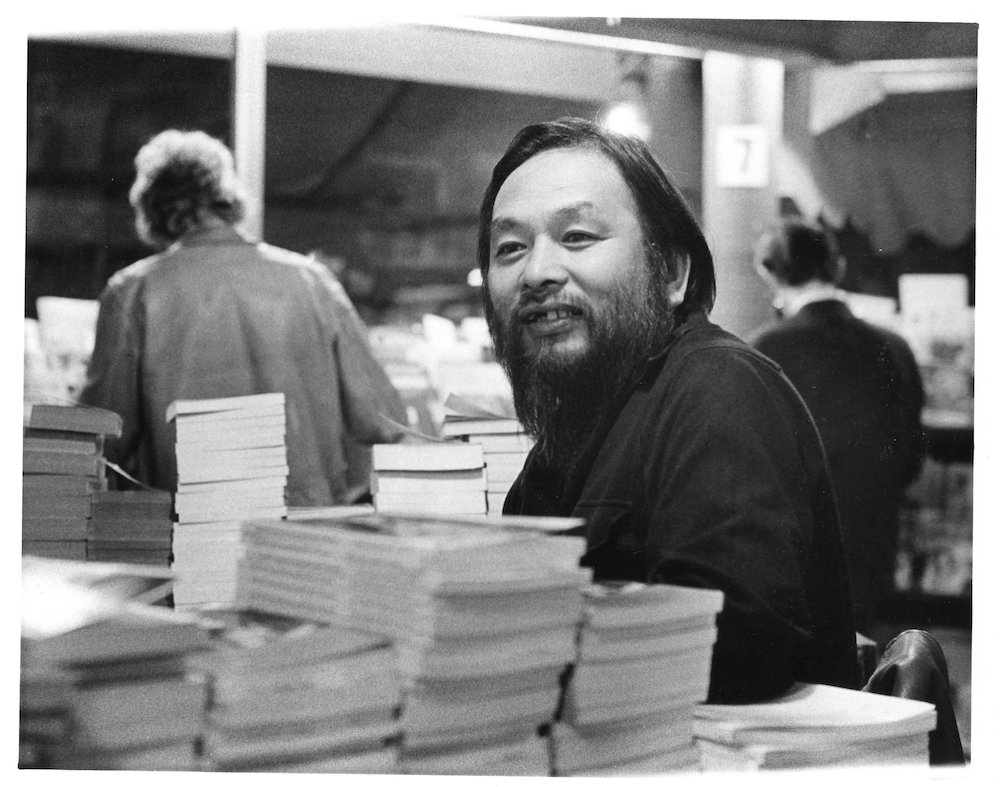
left=702, top=52, right=784, bottom=340
left=231, top=29, right=267, bottom=240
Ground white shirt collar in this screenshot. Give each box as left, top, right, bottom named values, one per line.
left=779, top=284, right=846, bottom=317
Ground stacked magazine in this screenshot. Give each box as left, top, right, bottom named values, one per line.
left=551, top=581, right=724, bottom=776
left=169, top=392, right=289, bottom=609
left=694, top=682, right=937, bottom=770
left=439, top=397, right=534, bottom=514
left=20, top=556, right=209, bottom=770
left=195, top=608, right=401, bottom=772
left=87, top=490, right=173, bottom=566
left=371, top=442, right=487, bottom=517
left=22, top=404, right=122, bottom=561
left=237, top=511, right=591, bottom=775
left=440, top=415, right=533, bottom=515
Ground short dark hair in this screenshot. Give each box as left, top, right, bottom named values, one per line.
left=129, top=129, right=246, bottom=248
left=477, top=117, right=715, bottom=319
left=757, top=218, right=842, bottom=286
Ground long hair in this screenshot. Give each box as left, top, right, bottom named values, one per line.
left=129, top=129, right=247, bottom=249
left=477, top=117, right=716, bottom=321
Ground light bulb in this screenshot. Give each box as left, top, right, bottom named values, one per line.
left=601, top=103, right=651, bottom=142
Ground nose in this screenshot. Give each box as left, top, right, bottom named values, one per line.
left=520, top=237, right=568, bottom=293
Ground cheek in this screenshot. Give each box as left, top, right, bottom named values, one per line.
left=487, top=267, right=519, bottom=310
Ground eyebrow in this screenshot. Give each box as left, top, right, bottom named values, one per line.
left=490, top=201, right=602, bottom=237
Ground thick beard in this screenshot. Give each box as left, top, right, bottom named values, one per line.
left=488, top=263, right=676, bottom=471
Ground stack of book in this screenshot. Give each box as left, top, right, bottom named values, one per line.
left=694, top=682, right=937, bottom=771
left=551, top=581, right=724, bottom=776
left=20, top=556, right=210, bottom=770
left=440, top=412, right=533, bottom=515
left=393, top=531, right=589, bottom=775
left=194, top=608, right=401, bottom=773
left=22, top=403, right=123, bottom=561
left=87, top=489, right=173, bottom=566
left=169, top=392, right=289, bottom=609
left=371, top=442, right=487, bottom=517
left=237, top=511, right=591, bottom=775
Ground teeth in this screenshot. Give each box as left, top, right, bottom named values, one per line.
left=539, top=309, right=571, bottom=322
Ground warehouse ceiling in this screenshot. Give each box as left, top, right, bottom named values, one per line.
left=494, top=17, right=978, bottom=64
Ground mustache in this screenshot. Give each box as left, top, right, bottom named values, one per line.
left=510, top=288, right=590, bottom=319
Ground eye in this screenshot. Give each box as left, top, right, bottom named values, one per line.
left=563, top=230, right=598, bottom=246
left=494, top=240, right=525, bottom=259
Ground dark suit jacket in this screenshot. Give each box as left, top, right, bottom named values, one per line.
left=749, top=299, right=926, bottom=630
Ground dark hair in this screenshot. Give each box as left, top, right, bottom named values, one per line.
left=757, top=218, right=842, bottom=286
left=129, top=129, right=246, bottom=248
left=477, top=117, right=715, bottom=319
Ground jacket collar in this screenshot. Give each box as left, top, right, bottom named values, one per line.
left=178, top=224, right=256, bottom=248
left=642, top=308, right=708, bottom=372
left=796, top=299, right=854, bottom=321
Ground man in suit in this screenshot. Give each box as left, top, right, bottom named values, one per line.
left=749, top=217, right=926, bottom=633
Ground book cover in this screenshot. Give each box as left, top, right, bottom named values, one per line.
left=692, top=682, right=938, bottom=747
left=372, top=442, right=484, bottom=472
left=165, top=392, right=286, bottom=422
left=374, top=490, right=487, bottom=515
left=440, top=416, right=525, bottom=438
left=23, top=449, right=102, bottom=477
left=23, top=404, right=123, bottom=437
left=583, top=581, right=725, bottom=629
left=467, top=432, right=535, bottom=453
left=370, top=468, right=487, bottom=494
left=23, top=429, right=103, bottom=455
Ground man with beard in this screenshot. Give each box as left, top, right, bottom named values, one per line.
left=480, top=118, right=857, bottom=704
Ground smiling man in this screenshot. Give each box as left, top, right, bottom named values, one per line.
left=479, top=118, right=857, bottom=704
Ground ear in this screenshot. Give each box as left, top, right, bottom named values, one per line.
left=668, top=254, right=691, bottom=306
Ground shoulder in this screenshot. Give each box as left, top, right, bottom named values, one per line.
left=864, top=319, right=914, bottom=353
left=841, top=312, right=921, bottom=369
left=255, top=242, right=315, bottom=268
left=101, top=252, right=163, bottom=297
left=649, top=317, right=797, bottom=419
left=256, top=243, right=345, bottom=287
left=670, top=316, right=784, bottom=379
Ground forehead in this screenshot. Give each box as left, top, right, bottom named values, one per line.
left=493, top=147, right=637, bottom=222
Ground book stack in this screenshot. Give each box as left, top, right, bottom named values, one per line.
left=194, top=608, right=401, bottom=773
left=694, top=682, right=937, bottom=771
left=440, top=413, right=533, bottom=515
left=351, top=514, right=590, bottom=776
left=22, top=403, right=123, bottom=561
left=169, top=392, right=289, bottom=609
left=20, top=556, right=210, bottom=770
left=87, top=489, right=173, bottom=566
left=371, top=442, right=487, bottom=517
left=551, top=581, right=724, bottom=776
left=237, top=511, right=591, bottom=775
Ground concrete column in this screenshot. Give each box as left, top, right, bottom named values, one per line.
left=702, top=52, right=784, bottom=340
left=231, top=29, right=267, bottom=241
left=646, top=57, right=703, bottom=216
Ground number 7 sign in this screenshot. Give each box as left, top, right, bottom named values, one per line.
left=716, top=125, right=770, bottom=188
